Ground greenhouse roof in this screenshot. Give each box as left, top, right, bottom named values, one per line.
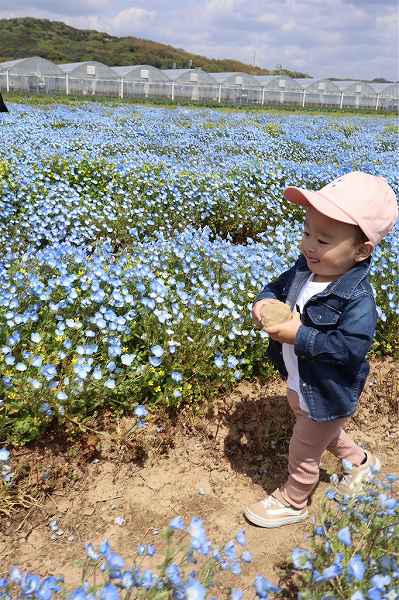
left=58, top=61, right=119, bottom=78
left=0, top=56, right=63, bottom=75
left=161, top=69, right=192, bottom=80
left=112, top=65, right=170, bottom=81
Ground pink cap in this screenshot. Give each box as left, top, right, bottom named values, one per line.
left=284, top=171, right=398, bottom=246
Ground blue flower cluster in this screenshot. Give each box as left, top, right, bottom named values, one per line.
left=291, top=474, right=399, bottom=599
left=0, top=104, right=397, bottom=443
left=2, top=518, right=280, bottom=599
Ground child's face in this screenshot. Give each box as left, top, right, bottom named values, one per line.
left=301, top=207, right=370, bottom=282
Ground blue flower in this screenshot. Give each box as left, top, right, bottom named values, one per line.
left=370, top=574, right=391, bottom=590
left=69, top=586, right=91, bottom=600
left=318, top=563, right=343, bottom=581
left=39, top=403, right=53, bottom=416
left=134, top=405, right=148, bottom=418
left=241, top=551, right=252, bottom=563
left=100, top=583, right=120, bottom=600
left=235, top=529, right=246, bottom=546
left=0, top=448, right=10, bottom=462
left=169, top=516, right=185, bottom=530
left=41, top=364, right=57, bottom=380
left=150, top=345, right=164, bottom=357
left=149, top=356, right=162, bottom=367
left=224, top=541, right=236, bottom=560
left=104, top=379, right=116, bottom=389
left=37, top=576, right=63, bottom=600
left=337, top=526, right=352, bottom=547
left=121, top=353, right=135, bottom=366
left=348, top=554, right=366, bottom=581
left=171, top=371, right=183, bottom=382
left=325, top=489, right=337, bottom=500
left=188, top=517, right=208, bottom=550
left=378, top=493, right=398, bottom=513
left=85, top=543, right=99, bottom=561
left=30, top=378, right=42, bottom=389
left=106, top=550, right=125, bottom=571
left=184, top=578, right=206, bottom=600
left=121, top=571, right=134, bottom=590
left=21, top=573, right=41, bottom=595
left=165, top=564, right=181, bottom=586
left=230, top=561, right=241, bottom=575
left=254, top=575, right=280, bottom=597
left=140, top=570, right=154, bottom=590
left=227, top=355, right=239, bottom=369
left=231, top=589, right=244, bottom=600
left=292, top=547, right=313, bottom=570
left=214, top=353, right=224, bottom=368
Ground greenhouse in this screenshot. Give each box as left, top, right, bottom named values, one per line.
left=303, top=79, right=342, bottom=107
left=0, top=54, right=397, bottom=111
left=113, top=65, right=170, bottom=99
left=380, top=83, right=399, bottom=111
left=162, top=68, right=218, bottom=101
left=58, top=61, right=120, bottom=97
left=335, top=81, right=377, bottom=109
left=211, top=72, right=259, bottom=104
left=0, top=56, right=65, bottom=94
left=254, top=75, right=304, bottom=105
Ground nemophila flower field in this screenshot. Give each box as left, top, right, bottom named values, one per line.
left=0, top=104, right=398, bottom=598
left=0, top=104, right=398, bottom=447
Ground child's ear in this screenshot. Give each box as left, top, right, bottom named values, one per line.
left=354, top=241, right=373, bottom=262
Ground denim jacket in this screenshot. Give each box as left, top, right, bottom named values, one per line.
left=255, top=255, right=377, bottom=422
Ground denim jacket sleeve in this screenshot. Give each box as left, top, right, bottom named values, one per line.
left=294, top=293, right=377, bottom=367
left=254, top=264, right=296, bottom=304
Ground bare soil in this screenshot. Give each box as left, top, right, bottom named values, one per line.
left=1, top=359, right=398, bottom=593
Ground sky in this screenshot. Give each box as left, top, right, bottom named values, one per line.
left=0, top=0, right=398, bottom=80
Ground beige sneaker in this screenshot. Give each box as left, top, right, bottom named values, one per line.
left=244, top=494, right=308, bottom=528
left=338, top=452, right=382, bottom=495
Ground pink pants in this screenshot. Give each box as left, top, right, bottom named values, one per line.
left=278, top=389, right=365, bottom=509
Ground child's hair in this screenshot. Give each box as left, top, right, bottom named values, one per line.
left=354, top=226, right=369, bottom=244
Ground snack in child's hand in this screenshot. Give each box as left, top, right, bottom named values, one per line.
left=260, top=301, right=292, bottom=328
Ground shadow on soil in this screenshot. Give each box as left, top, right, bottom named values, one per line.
left=222, top=391, right=332, bottom=495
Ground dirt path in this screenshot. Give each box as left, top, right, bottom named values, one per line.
left=1, top=360, right=398, bottom=591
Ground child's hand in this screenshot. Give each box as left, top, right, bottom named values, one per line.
left=265, top=311, right=302, bottom=344
left=252, top=299, right=280, bottom=330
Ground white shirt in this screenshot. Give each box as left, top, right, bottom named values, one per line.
left=282, top=274, right=330, bottom=413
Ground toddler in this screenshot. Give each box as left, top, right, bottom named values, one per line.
left=244, top=171, right=398, bottom=528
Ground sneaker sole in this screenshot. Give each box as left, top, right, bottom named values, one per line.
left=244, top=508, right=308, bottom=528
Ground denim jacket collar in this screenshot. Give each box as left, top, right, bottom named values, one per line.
left=290, top=255, right=372, bottom=302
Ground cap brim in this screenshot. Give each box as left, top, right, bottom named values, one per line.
left=283, top=186, right=358, bottom=226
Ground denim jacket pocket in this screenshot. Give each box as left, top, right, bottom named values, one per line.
left=306, top=304, right=341, bottom=327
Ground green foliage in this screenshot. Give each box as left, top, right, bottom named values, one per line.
left=383, top=123, right=399, bottom=134
left=333, top=122, right=361, bottom=138
left=264, top=122, right=283, bottom=137
left=0, top=159, right=10, bottom=179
